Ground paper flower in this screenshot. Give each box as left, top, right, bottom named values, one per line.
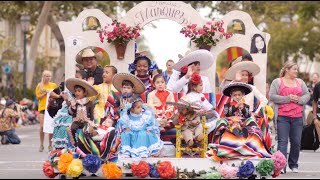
left=82, top=154, right=101, bottom=173
left=157, top=161, right=176, bottom=179
left=57, top=153, right=73, bottom=173
left=66, top=159, right=83, bottom=178
left=131, top=161, right=150, bottom=178
left=102, top=163, right=123, bottom=179
left=148, top=163, right=160, bottom=178
left=256, top=159, right=274, bottom=177
left=218, top=164, right=238, bottom=179
left=43, top=160, right=58, bottom=178
left=271, top=151, right=287, bottom=177
left=201, top=172, right=222, bottom=179
left=237, top=160, right=255, bottom=178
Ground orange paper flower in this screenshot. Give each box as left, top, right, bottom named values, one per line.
left=57, top=153, right=73, bottom=173
left=102, top=163, right=123, bottom=179
left=157, top=161, right=176, bottom=179
left=131, top=161, right=150, bottom=178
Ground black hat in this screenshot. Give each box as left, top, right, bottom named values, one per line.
left=222, top=82, right=252, bottom=97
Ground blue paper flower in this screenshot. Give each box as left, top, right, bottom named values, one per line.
left=82, top=154, right=101, bottom=173
left=128, top=63, right=137, bottom=73
left=148, top=163, right=160, bottom=178
left=237, top=160, right=255, bottom=178
left=149, top=61, right=159, bottom=73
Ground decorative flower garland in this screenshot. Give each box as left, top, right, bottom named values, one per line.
left=43, top=148, right=287, bottom=179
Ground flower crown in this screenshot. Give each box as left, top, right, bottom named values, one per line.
left=190, top=74, right=202, bottom=85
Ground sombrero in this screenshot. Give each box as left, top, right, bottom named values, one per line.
left=224, top=61, right=260, bottom=80
left=65, top=78, right=98, bottom=97
left=173, top=49, right=214, bottom=72
left=167, top=96, right=201, bottom=111
left=222, top=82, right=252, bottom=97
left=76, top=48, right=103, bottom=64
left=112, top=73, right=146, bottom=94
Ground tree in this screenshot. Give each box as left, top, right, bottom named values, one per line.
left=212, top=1, right=320, bottom=82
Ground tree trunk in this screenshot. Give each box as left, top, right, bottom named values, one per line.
left=26, top=1, right=53, bottom=88
left=47, top=14, right=65, bottom=84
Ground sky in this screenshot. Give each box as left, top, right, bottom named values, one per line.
left=137, top=7, right=215, bottom=70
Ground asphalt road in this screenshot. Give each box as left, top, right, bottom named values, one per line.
left=0, top=125, right=319, bottom=179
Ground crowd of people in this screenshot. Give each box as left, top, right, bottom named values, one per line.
left=3, top=46, right=320, bottom=175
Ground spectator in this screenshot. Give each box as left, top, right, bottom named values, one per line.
left=162, top=59, right=175, bottom=84
left=0, top=99, right=21, bottom=145
left=305, top=72, right=320, bottom=118
left=269, top=61, right=310, bottom=174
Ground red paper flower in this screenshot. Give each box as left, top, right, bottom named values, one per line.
left=157, top=161, right=176, bottom=179
left=181, top=66, right=188, bottom=74
left=43, top=160, right=58, bottom=178
left=190, top=74, right=202, bottom=85
left=131, top=161, right=150, bottom=178
left=201, top=97, right=205, bottom=101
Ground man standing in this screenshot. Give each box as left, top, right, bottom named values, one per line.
left=76, top=48, right=103, bottom=85
left=162, top=59, right=174, bottom=84
left=312, top=81, right=320, bottom=140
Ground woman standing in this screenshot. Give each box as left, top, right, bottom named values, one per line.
left=35, top=70, right=57, bottom=152
left=269, top=61, right=310, bottom=173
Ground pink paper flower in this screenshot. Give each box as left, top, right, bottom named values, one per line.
left=218, top=164, right=238, bottom=179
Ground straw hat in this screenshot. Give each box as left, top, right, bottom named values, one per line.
left=224, top=61, right=260, bottom=80
left=173, top=49, right=214, bottom=72
left=167, top=96, right=201, bottom=111
left=65, top=78, right=98, bottom=97
left=76, top=48, right=102, bottom=64
left=222, top=82, right=252, bottom=97
left=112, top=73, right=146, bottom=94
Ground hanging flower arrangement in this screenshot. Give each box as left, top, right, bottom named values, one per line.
left=180, top=18, right=233, bottom=49
left=98, top=19, right=141, bottom=45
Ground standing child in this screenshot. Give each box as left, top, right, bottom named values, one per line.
left=65, top=78, right=98, bottom=146
left=116, top=98, right=163, bottom=159
left=147, top=74, right=175, bottom=132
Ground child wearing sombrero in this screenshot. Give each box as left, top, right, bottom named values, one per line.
left=220, top=82, right=260, bottom=138
left=170, top=96, right=204, bottom=147
left=65, top=78, right=98, bottom=146
left=112, top=73, right=146, bottom=113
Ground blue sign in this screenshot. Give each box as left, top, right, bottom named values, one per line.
left=3, top=64, right=11, bottom=74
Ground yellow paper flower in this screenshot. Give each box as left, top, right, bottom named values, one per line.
left=266, top=105, right=274, bottom=120
left=102, top=163, right=123, bottom=179
left=57, top=153, right=73, bottom=173
left=66, top=159, right=83, bottom=178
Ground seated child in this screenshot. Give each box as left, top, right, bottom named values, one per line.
left=116, top=98, right=164, bottom=159
left=170, top=96, right=204, bottom=147
left=186, top=74, right=219, bottom=133
left=112, top=73, right=146, bottom=113
left=65, top=78, right=98, bottom=146
left=222, top=82, right=253, bottom=137
left=147, top=74, right=175, bottom=132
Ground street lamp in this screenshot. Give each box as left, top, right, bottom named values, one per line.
left=20, top=13, right=30, bottom=98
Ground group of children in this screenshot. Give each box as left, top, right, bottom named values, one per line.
left=60, top=61, right=263, bottom=160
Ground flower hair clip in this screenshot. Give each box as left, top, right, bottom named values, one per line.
left=128, top=63, right=137, bottom=73
left=190, top=74, right=202, bottom=84
left=149, top=61, right=159, bottom=73
left=181, top=66, right=188, bottom=74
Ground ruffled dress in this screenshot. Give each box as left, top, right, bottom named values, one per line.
left=116, top=104, right=163, bottom=159
left=52, top=90, right=73, bottom=149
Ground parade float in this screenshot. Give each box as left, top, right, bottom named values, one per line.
left=41, top=1, right=286, bottom=179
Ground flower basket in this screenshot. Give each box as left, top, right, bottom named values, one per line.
left=98, top=19, right=140, bottom=60
left=180, top=19, right=233, bottom=49
left=114, top=42, right=128, bottom=60
left=199, top=44, right=212, bottom=51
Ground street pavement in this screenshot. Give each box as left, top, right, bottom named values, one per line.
left=0, top=125, right=320, bottom=179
